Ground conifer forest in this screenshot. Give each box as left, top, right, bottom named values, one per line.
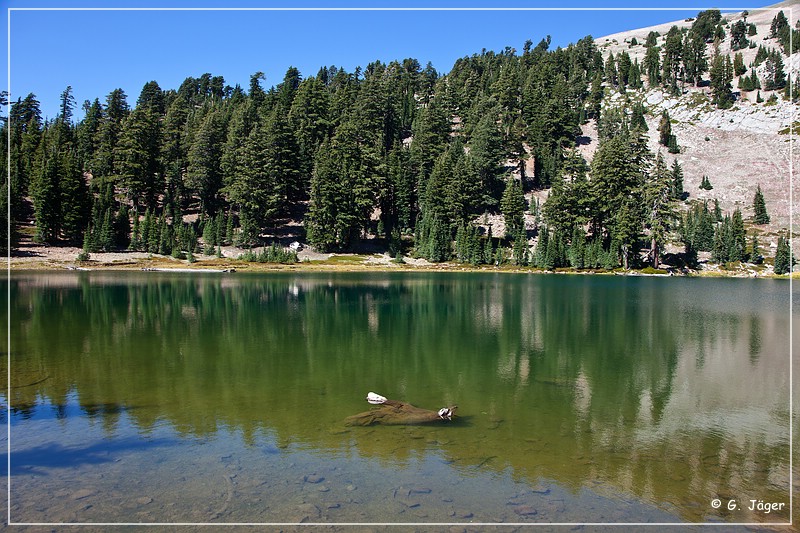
left=4, top=8, right=797, bottom=272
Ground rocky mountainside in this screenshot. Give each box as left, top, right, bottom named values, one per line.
left=583, top=1, right=798, bottom=255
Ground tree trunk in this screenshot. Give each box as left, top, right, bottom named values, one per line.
left=651, top=237, right=659, bottom=269
left=345, top=399, right=457, bottom=426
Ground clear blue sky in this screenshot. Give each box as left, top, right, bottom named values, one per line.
left=5, top=1, right=769, bottom=120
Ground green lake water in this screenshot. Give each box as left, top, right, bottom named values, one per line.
left=2, top=271, right=794, bottom=529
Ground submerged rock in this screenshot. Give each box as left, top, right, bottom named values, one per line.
left=71, top=489, right=96, bottom=500
left=512, top=504, right=538, bottom=516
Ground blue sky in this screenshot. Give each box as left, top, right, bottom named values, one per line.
left=5, top=1, right=769, bottom=120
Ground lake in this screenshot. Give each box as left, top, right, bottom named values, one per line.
left=3, top=271, right=794, bottom=528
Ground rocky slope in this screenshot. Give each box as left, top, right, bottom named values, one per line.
left=587, top=1, right=798, bottom=255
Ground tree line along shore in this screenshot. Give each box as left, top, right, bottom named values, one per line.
left=5, top=8, right=796, bottom=275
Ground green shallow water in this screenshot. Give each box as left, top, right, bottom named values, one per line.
left=3, top=271, right=794, bottom=528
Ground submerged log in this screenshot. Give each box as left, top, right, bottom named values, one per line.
left=345, top=395, right=457, bottom=426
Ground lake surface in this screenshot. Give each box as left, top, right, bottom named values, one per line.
left=3, top=271, right=794, bottom=528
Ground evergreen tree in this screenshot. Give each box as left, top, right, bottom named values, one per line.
left=187, top=109, right=226, bottom=216
left=446, top=141, right=482, bottom=225
left=114, top=94, right=161, bottom=210
left=709, top=53, right=734, bottom=109
left=680, top=201, right=716, bottom=255
left=91, top=88, right=129, bottom=183
left=568, top=225, right=586, bottom=269
left=76, top=98, right=102, bottom=168
left=752, top=185, right=770, bottom=224
left=644, top=44, right=661, bottom=87
left=614, top=196, right=641, bottom=270
left=691, top=9, right=722, bottom=42
left=732, top=52, right=746, bottom=77
left=730, top=21, right=750, bottom=51
left=658, top=110, right=674, bottom=148
left=764, top=50, right=787, bottom=91
left=644, top=152, right=676, bottom=268
left=630, top=101, right=648, bottom=132
left=30, top=132, right=61, bottom=243
left=542, top=148, right=590, bottom=234
left=662, top=26, right=683, bottom=95
left=129, top=211, right=142, bottom=251
left=511, top=230, right=529, bottom=266
left=773, top=235, right=793, bottom=274
left=671, top=159, right=684, bottom=199
left=730, top=208, right=746, bottom=263
left=589, top=133, right=646, bottom=232
left=617, top=51, right=632, bottom=88
left=289, top=76, right=332, bottom=189
left=534, top=226, right=549, bottom=268
left=749, top=234, right=763, bottom=264
left=500, top=178, right=526, bottom=237
left=470, top=108, right=507, bottom=209
left=682, top=32, right=708, bottom=86
left=59, top=150, right=90, bottom=243
left=770, top=10, right=788, bottom=39
left=114, top=204, right=131, bottom=249
left=306, top=119, right=379, bottom=250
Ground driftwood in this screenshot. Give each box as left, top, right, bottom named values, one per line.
left=345, top=393, right=457, bottom=426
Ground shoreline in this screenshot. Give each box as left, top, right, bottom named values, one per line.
left=7, top=249, right=794, bottom=279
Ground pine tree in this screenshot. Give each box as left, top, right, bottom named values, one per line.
left=483, top=226, right=495, bottom=265
left=92, top=88, right=129, bottom=182
left=774, top=235, right=793, bottom=274
left=59, top=150, right=91, bottom=243
left=500, top=178, right=526, bottom=238
left=114, top=103, right=161, bottom=210
left=511, top=230, right=529, bottom=266
left=644, top=44, right=661, bottom=87
left=683, top=32, right=708, bottom=86
left=630, top=101, right=648, bottom=132
left=730, top=21, right=750, bottom=51
left=732, top=52, right=746, bottom=76
left=709, top=53, right=734, bottom=109
left=534, top=226, right=549, bottom=268
left=446, top=141, right=481, bottom=225
left=113, top=204, right=130, bottom=250
left=289, top=76, right=331, bottom=187
left=671, top=159, right=684, bottom=199
left=644, top=152, right=676, bottom=268
left=753, top=185, right=770, bottom=224
left=713, top=199, right=722, bottom=221
left=662, top=26, right=684, bottom=95
left=31, top=132, right=61, bottom=243
left=187, top=109, right=226, bottom=217
left=568, top=225, right=586, bottom=269
left=98, top=208, right=115, bottom=251
left=76, top=98, right=102, bottom=169
left=470, top=109, right=507, bottom=209
left=749, top=234, right=763, bottom=264
left=306, top=119, right=378, bottom=250
left=730, top=209, right=747, bottom=262
left=658, top=110, right=673, bottom=147
left=129, top=211, right=142, bottom=251
left=764, top=50, right=787, bottom=91
left=589, top=134, right=646, bottom=233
